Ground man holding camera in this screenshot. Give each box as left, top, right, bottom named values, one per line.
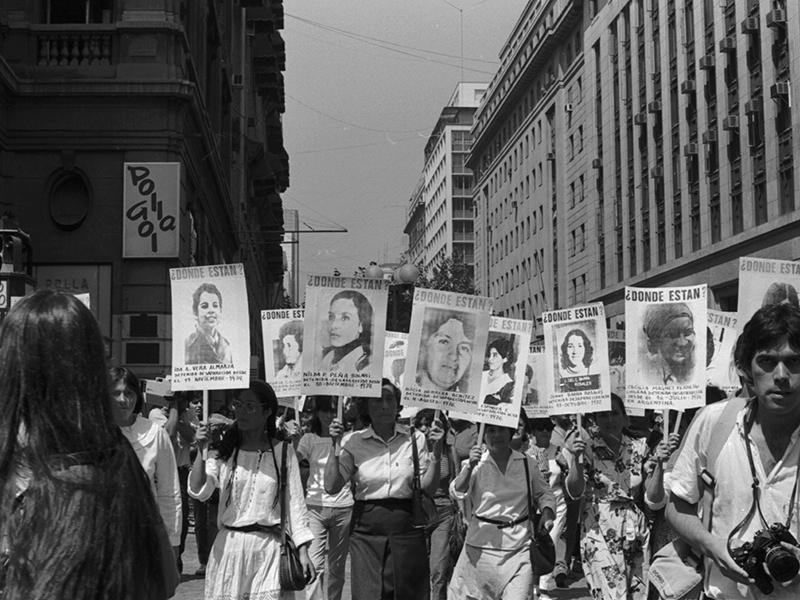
left=666, top=302, right=800, bottom=599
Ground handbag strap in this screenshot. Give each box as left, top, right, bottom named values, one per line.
left=522, top=456, right=533, bottom=529
left=279, top=440, right=289, bottom=546
left=411, top=431, right=422, bottom=492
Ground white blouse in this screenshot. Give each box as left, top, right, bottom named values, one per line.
left=120, top=415, right=182, bottom=546
left=188, top=442, right=313, bottom=547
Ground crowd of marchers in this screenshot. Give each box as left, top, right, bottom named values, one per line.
left=2, top=291, right=800, bottom=600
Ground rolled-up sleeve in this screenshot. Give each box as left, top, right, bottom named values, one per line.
left=285, top=443, right=314, bottom=547
left=187, top=456, right=221, bottom=502
left=153, top=427, right=183, bottom=546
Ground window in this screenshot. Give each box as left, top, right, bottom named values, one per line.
left=46, top=0, right=113, bottom=23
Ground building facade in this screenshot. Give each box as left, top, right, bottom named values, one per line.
left=0, top=0, right=289, bottom=377
left=470, top=0, right=800, bottom=336
left=409, top=82, right=486, bottom=274
left=469, top=0, right=585, bottom=335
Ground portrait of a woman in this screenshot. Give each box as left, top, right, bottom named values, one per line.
left=481, top=337, right=515, bottom=406
left=559, top=328, right=594, bottom=378
left=321, top=290, right=372, bottom=372
left=185, top=282, right=232, bottom=365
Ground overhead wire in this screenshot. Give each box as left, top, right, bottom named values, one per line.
left=286, top=12, right=498, bottom=67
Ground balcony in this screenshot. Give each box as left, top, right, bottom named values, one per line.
left=36, top=30, right=112, bottom=66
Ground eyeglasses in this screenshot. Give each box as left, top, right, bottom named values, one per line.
left=231, top=400, right=260, bottom=414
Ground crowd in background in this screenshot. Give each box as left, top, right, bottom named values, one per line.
left=6, top=288, right=790, bottom=600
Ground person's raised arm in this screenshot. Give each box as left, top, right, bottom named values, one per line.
left=189, top=424, right=209, bottom=493
left=563, top=434, right=586, bottom=500
left=420, top=424, right=444, bottom=495
left=323, top=418, right=347, bottom=494
left=452, top=445, right=482, bottom=494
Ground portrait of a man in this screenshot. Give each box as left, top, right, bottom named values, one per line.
left=415, top=308, right=476, bottom=393
left=642, top=302, right=696, bottom=385
left=275, top=319, right=303, bottom=380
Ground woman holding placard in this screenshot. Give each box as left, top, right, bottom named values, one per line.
left=296, top=395, right=353, bottom=600
left=189, top=380, right=315, bottom=600
left=448, top=423, right=556, bottom=599
left=324, top=380, right=445, bottom=600
left=564, top=394, right=666, bottom=600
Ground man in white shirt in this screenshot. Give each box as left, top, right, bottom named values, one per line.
left=667, top=302, right=800, bottom=600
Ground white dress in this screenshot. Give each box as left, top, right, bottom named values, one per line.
left=188, top=442, right=313, bottom=600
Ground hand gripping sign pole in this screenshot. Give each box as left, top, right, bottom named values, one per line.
left=334, top=395, right=344, bottom=457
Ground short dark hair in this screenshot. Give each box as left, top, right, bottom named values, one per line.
left=529, top=417, right=554, bottom=432
left=108, top=366, right=144, bottom=414
left=735, top=303, right=800, bottom=375
left=192, top=282, right=223, bottom=315
left=278, top=319, right=304, bottom=353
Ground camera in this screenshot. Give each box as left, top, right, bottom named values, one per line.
left=729, top=523, right=800, bottom=594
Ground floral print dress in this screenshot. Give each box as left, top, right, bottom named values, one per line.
left=575, top=430, right=650, bottom=600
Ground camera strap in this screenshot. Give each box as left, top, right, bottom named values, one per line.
left=727, top=408, right=800, bottom=553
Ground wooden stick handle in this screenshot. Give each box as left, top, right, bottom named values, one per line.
left=663, top=409, right=670, bottom=441
left=477, top=422, right=486, bottom=445
left=202, top=389, right=209, bottom=460
left=673, top=411, right=683, bottom=436
left=334, top=396, right=344, bottom=457
left=575, top=413, right=584, bottom=465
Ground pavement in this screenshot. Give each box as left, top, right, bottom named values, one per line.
left=173, top=526, right=593, bottom=600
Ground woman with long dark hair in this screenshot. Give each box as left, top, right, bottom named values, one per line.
left=0, top=290, right=177, bottom=599
left=321, top=289, right=373, bottom=372
left=189, top=380, right=315, bottom=600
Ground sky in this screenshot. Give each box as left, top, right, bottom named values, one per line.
left=281, top=0, right=527, bottom=282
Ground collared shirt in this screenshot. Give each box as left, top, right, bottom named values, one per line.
left=451, top=449, right=556, bottom=550
left=669, top=400, right=800, bottom=600
left=338, top=423, right=430, bottom=501
left=297, top=432, right=354, bottom=508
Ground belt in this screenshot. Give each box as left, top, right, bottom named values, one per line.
left=224, top=523, right=280, bottom=534
left=475, top=513, right=529, bottom=529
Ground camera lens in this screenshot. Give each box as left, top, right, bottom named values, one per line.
left=765, top=546, right=800, bottom=582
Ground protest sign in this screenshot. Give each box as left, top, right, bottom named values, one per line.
left=625, top=285, right=707, bottom=410
left=302, top=274, right=389, bottom=397
left=607, top=329, right=626, bottom=399
left=169, top=264, right=250, bottom=391
left=384, top=331, right=408, bottom=389
left=402, top=287, right=492, bottom=414
left=706, top=309, right=741, bottom=394
left=543, top=303, right=610, bottom=416
left=262, top=308, right=305, bottom=398
left=737, top=256, right=800, bottom=328
left=522, top=343, right=548, bottom=419
left=459, top=317, right=531, bottom=428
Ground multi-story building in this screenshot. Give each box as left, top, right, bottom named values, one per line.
left=404, top=178, right=426, bottom=267
left=471, top=0, right=800, bottom=335
left=469, top=0, right=585, bottom=334
left=0, top=0, right=289, bottom=377
left=586, top=0, right=800, bottom=323
left=409, top=82, right=486, bottom=274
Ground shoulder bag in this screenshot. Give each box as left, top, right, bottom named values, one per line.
left=410, top=431, right=438, bottom=532
left=522, top=457, right=556, bottom=577
left=277, top=441, right=307, bottom=591
left=648, top=397, right=745, bottom=600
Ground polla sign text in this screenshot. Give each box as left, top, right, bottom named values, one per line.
left=123, top=162, right=180, bottom=258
